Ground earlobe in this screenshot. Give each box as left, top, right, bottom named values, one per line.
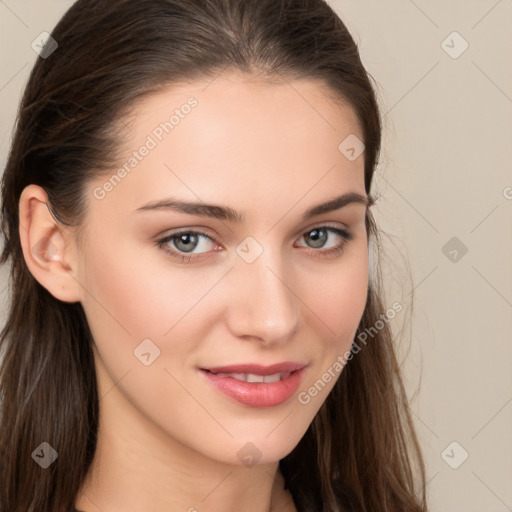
left=18, top=184, right=82, bottom=303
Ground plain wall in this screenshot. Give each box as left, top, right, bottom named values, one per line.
left=0, top=1, right=511, bottom=510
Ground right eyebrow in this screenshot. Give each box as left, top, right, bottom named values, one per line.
left=133, top=191, right=372, bottom=223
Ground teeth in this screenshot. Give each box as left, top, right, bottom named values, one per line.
left=246, top=373, right=266, bottom=383
left=216, top=372, right=246, bottom=381
left=213, top=371, right=291, bottom=382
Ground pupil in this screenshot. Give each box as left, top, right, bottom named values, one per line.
left=307, top=229, right=326, bottom=249
left=176, top=233, right=197, bottom=253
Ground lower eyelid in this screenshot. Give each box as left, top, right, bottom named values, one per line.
left=157, top=226, right=352, bottom=259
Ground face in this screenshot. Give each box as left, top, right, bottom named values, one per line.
left=77, top=71, right=369, bottom=466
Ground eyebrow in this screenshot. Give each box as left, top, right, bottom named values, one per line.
left=133, top=192, right=372, bottom=223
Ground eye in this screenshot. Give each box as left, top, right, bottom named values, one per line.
left=295, top=225, right=353, bottom=258
left=156, top=225, right=353, bottom=263
left=156, top=230, right=218, bottom=263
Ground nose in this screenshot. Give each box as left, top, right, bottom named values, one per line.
left=225, top=248, right=300, bottom=346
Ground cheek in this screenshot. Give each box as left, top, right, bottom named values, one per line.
left=303, top=243, right=368, bottom=350
left=79, top=244, right=223, bottom=434
left=79, top=240, right=224, bottom=367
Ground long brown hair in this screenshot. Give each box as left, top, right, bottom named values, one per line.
left=0, top=1, right=428, bottom=510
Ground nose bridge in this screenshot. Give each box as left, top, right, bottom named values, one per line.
left=226, top=240, right=299, bottom=343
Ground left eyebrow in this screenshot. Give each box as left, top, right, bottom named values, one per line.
left=302, top=192, right=372, bottom=220
left=133, top=191, right=372, bottom=223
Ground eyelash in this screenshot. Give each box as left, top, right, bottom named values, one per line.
left=156, top=225, right=353, bottom=263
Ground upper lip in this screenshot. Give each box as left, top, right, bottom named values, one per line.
left=201, top=362, right=307, bottom=375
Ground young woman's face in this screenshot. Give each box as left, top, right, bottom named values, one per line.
left=78, top=72, right=369, bottom=466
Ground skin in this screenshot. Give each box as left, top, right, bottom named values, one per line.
left=19, top=71, right=369, bottom=512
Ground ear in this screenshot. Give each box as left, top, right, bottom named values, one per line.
left=18, top=184, right=82, bottom=303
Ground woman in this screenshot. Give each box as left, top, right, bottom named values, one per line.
left=0, top=0, right=428, bottom=510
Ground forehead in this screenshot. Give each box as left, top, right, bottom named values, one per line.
left=123, top=71, right=363, bottom=146
left=89, top=71, right=366, bottom=220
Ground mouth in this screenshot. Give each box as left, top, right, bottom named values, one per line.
left=199, top=362, right=308, bottom=408
left=201, top=369, right=293, bottom=383
left=200, top=361, right=306, bottom=375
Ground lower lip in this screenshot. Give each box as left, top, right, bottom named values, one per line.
left=200, top=367, right=307, bottom=408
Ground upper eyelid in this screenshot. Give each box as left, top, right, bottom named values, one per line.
left=162, top=223, right=348, bottom=236
left=159, top=224, right=351, bottom=248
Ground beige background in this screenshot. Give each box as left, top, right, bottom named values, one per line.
left=1, top=1, right=511, bottom=510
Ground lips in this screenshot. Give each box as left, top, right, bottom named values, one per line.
left=201, top=362, right=306, bottom=375
left=199, top=362, right=308, bottom=408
